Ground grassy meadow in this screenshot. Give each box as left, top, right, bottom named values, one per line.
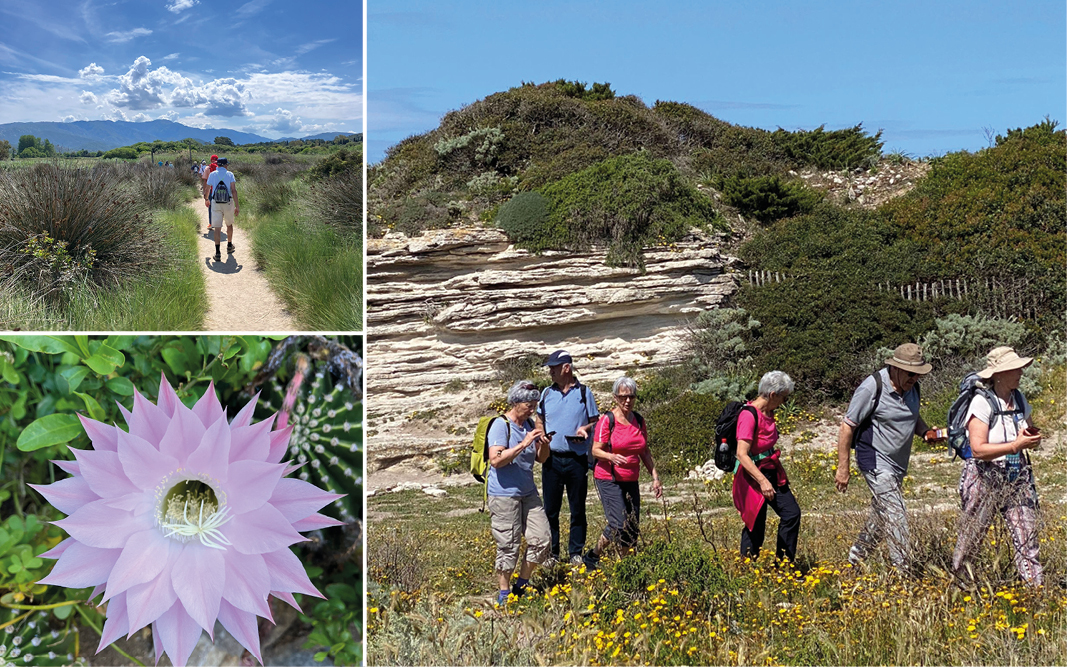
left=367, top=362, right=1067, bottom=666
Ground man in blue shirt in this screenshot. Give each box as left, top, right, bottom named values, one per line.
left=536, top=350, right=599, bottom=566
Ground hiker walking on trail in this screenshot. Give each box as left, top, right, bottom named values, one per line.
left=835, top=343, right=944, bottom=571
left=951, top=346, right=1044, bottom=587
left=732, top=371, right=801, bottom=563
left=583, top=376, right=662, bottom=571
left=486, top=380, right=552, bottom=606
left=205, top=157, right=238, bottom=262
left=536, top=350, right=600, bottom=567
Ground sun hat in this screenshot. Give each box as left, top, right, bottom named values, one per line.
left=543, top=350, right=573, bottom=367
left=884, top=343, right=932, bottom=375
left=977, top=346, right=1033, bottom=379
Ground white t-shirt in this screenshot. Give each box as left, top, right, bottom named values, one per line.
left=966, top=391, right=1031, bottom=461
left=206, top=168, right=236, bottom=201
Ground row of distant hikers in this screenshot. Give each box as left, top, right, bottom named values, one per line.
left=190, top=155, right=240, bottom=262
left=470, top=345, right=1046, bottom=605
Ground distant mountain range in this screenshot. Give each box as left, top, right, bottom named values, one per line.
left=0, top=120, right=360, bottom=152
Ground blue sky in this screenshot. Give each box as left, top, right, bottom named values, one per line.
left=0, top=0, right=362, bottom=138
left=368, top=0, right=1065, bottom=163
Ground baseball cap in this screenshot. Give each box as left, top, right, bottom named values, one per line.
left=543, top=350, right=573, bottom=367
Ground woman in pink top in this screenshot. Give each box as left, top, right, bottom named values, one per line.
left=582, top=377, right=663, bottom=570
left=732, top=370, right=800, bottom=563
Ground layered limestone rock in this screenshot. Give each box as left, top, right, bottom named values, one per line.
left=367, top=226, right=739, bottom=481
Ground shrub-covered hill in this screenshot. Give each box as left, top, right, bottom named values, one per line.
left=368, top=79, right=882, bottom=263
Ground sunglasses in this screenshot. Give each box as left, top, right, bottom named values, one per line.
left=614, top=394, right=636, bottom=401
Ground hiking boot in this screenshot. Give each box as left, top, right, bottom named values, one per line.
left=542, top=556, right=559, bottom=569
left=582, top=550, right=600, bottom=571
left=511, top=581, right=543, bottom=598
left=227, top=242, right=235, bottom=254
left=213, top=250, right=221, bottom=262
left=569, top=555, right=584, bottom=567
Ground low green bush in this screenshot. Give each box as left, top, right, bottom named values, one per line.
left=769, top=124, right=883, bottom=171
left=719, top=174, right=823, bottom=223
left=644, top=391, right=726, bottom=476
left=495, top=191, right=550, bottom=245
left=609, top=540, right=734, bottom=603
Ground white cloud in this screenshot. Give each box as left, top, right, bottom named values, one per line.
left=105, top=28, right=153, bottom=43
left=80, top=90, right=97, bottom=104
left=166, top=0, right=198, bottom=12
left=235, top=0, right=271, bottom=19
left=178, top=112, right=212, bottom=129
left=105, top=56, right=190, bottom=110
left=266, top=107, right=302, bottom=133
left=62, top=115, right=77, bottom=123
left=296, top=39, right=336, bottom=56
left=199, top=78, right=251, bottom=117
left=79, top=62, right=104, bottom=78
left=132, top=113, right=151, bottom=122
left=159, top=110, right=179, bottom=121
left=162, top=53, right=180, bottom=61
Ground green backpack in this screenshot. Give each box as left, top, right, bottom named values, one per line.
left=470, top=415, right=510, bottom=483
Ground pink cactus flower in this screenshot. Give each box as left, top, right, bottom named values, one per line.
left=30, top=375, right=344, bottom=667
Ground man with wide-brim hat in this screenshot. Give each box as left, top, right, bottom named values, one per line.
left=834, top=343, right=944, bottom=571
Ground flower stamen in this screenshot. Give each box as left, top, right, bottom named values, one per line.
left=157, top=480, right=233, bottom=550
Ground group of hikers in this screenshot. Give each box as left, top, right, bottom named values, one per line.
left=192, top=155, right=240, bottom=262
left=481, top=344, right=1046, bottom=605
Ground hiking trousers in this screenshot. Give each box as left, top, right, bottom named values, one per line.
left=542, top=452, right=589, bottom=559
left=849, top=467, right=910, bottom=569
left=595, top=478, right=641, bottom=549
left=740, top=482, right=800, bottom=562
left=487, top=493, right=551, bottom=573
left=951, top=458, right=1042, bottom=587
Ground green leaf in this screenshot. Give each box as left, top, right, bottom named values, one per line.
left=103, top=335, right=136, bottom=352
left=54, top=604, right=73, bottom=620
left=83, top=343, right=124, bottom=374
left=74, top=336, right=92, bottom=358
left=0, top=355, right=18, bottom=385
left=161, top=347, right=190, bottom=376
left=16, top=413, right=83, bottom=451
left=75, top=392, right=106, bottom=421
left=325, top=582, right=357, bottom=603
left=8, top=561, right=22, bottom=574
left=10, top=391, right=27, bottom=420
left=106, top=376, right=135, bottom=396
left=0, top=335, right=81, bottom=356
left=59, top=366, right=92, bottom=394
left=313, top=652, right=328, bottom=663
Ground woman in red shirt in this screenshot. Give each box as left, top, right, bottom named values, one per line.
left=582, top=377, right=662, bottom=570
left=733, top=370, right=800, bottom=563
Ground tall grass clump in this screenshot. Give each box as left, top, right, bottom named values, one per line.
left=0, top=162, right=163, bottom=296
left=130, top=162, right=183, bottom=209
left=306, top=168, right=362, bottom=235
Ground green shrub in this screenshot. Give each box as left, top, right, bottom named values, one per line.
left=311, top=146, right=361, bottom=181
left=254, top=178, right=295, bottom=215
left=527, top=153, right=720, bottom=267
left=686, top=308, right=761, bottom=376
left=495, top=191, right=550, bottom=244
left=101, top=146, right=138, bottom=160
left=916, top=314, right=1028, bottom=364
left=609, top=540, right=733, bottom=603
left=719, top=174, right=823, bottom=223
left=644, top=391, right=726, bottom=475
left=307, top=168, right=362, bottom=235
left=769, top=124, right=883, bottom=171
left=133, top=163, right=182, bottom=210
left=550, top=79, right=616, bottom=101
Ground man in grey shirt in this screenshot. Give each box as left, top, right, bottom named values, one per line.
left=835, top=343, right=942, bottom=570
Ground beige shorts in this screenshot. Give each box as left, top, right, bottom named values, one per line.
left=487, top=493, right=551, bottom=572
left=209, top=200, right=235, bottom=229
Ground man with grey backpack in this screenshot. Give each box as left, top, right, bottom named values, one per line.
left=204, top=157, right=239, bottom=262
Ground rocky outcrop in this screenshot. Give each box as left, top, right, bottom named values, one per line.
left=367, top=226, right=739, bottom=478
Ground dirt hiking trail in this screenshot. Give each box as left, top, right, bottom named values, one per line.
left=192, top=201, right=297, bottom=331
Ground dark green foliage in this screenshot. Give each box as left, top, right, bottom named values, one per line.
left=494, top=191, right=550, bottom=245
left=307, top=167, right=362, bottom=235
left=549, top=79, right=616, bottom=101
left=17, top=135, right=36, bottom=154
left=0, top=163, right=163, bottom=292
left=608, top=541, right=734, bottom=603
left=311, top=146, right=361, bottom=181
left=0, top=139, right=11, bottom=160
left=719, top=174, right=823, bottom=223
left=253, top=179, right=295, bottom=215
left=373, top=190, right=454, bottom=237
left=644, top=391, right=726, bottom=476
left=770, top=124, right=883, bottom=171
left=101, top=146, right=138, bottom=159
left=133, top=163, right=182, bottom=210
left=653, top=101, right=789, bottom=177
left=214, top=136, right=235, bottom=146
left=519, top=153, right=720, bottom=267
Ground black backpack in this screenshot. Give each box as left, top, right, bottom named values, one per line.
left=212, top=174, right=232, bottom=203
left=713, top=401, right=758, bottom=472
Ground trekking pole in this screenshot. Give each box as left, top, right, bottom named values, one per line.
left=660, top=494, right=672, bottom=544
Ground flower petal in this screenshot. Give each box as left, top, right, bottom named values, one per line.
left=29, top=476, right=99, bottom=516
left=266, top=425, right=293, bottom=464
left=103, top=530, right=171, bottom=602
left=152, top=619, right=164, bottom=667
left=217, top=599, right=264, bottom=665
left=171, top=544, right=225, bottom=637
left=221, top=551, right=271, bottom=618
left=71, top=448, right=139, bottom=499
left=39, top=541, right=120, bottom=588
left=154, top=600, right=204, bottom=667
left=192, top=381, right=226, bottom=428
left=224, top=503, right=306, bottom=555
left=270, top=590, right=302, bottom=612
left=39, top=537, right=72, bottom=560
left=184, top=414, right=231, bottom=482
left=229, top=392, right=260, bottom=431
left=96, top=592, right=129, bottom=654
left=157, top=402, right=208, bottom=465
left=53, top=498, right=150, bottom=549
left=78, top=414, right=118, bottom=452
left=116, top=428, right=179, bottom=490
left=291, top=513, right=346, bottom=532
left=54, top=459, right=80, bottom=476
left=269, top=478, right=344, bottom=523
left=229, top=415, right=275, bottom=463
left=156, top=373, right=181, bottom=418
left=261, top=547, right=322, bottom=598
left=129, top=387, right=171, bottom=445
left=223, top=460, right=285, bottom=516
left=125, top=540, right=180, bottom=634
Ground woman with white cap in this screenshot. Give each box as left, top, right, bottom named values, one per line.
left=951, top=346, right=1044, bottom=587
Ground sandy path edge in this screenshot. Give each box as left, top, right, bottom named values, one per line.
left=192, top=201, right=298, bottom=331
